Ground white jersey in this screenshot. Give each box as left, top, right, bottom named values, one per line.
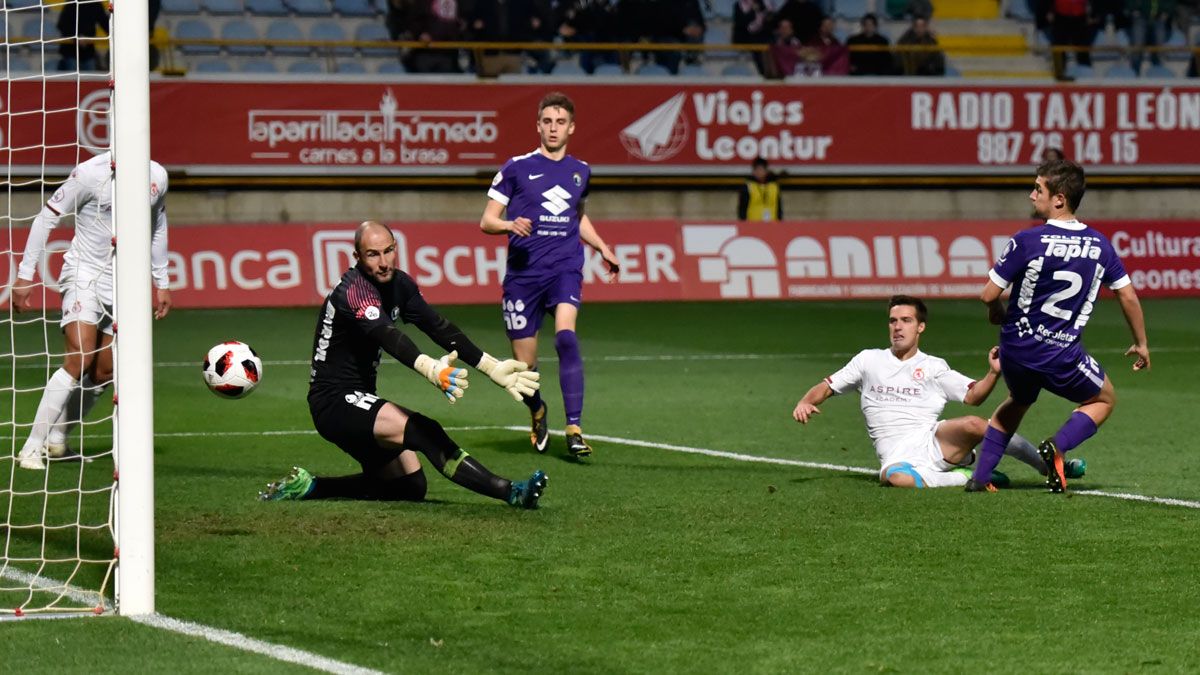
left=18, top=152, right=170, bottom=303
left=826, top=348, right=974, bottom=462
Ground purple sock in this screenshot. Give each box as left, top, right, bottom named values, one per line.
left=1053, top=411, right=1098, bottom=453
left=972, top=426, right=1012, bottom=484
left=555, top=330, right=584, bottom=426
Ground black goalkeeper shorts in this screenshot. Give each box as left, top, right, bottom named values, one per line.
left=308, top=388, right=405, bottom=470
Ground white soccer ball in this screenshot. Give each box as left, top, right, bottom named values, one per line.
left=202, top=341, right=263, bottom=399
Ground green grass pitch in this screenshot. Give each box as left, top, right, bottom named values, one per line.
left=4, top=298, right=1200, bottom=673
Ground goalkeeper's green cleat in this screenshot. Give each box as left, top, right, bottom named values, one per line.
left=508, top=470, right=547, bottom=509
left=954, top=467, right=1009, bottom=489
left=1064, top=457, right=1087, bottom=480
left=258, top=467, right=315, bottom=501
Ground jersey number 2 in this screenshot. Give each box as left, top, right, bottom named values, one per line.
left=1040, top=270, right=1082, bottom=320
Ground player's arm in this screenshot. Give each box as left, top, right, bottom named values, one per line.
left=151, top=202, right=172, bottom=319
left=368, top=322, right=469, bottom=404
left=579, top=213, right=619, bottom=281
left=793, top=380, right=835, bottom=424
left=11, top=177, right=84, bottom=311
left=403, top=290, right=540, bottom=400
left=980, top=279, right=1007, bottom=325
left=480, top=198, right=531, bottom=237
left=962, top=347, right=1002, bottom=406
left=1114, top=284, right=1151, bottom=371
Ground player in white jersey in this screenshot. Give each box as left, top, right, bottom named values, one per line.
left=9, top=152, right=171, bottom=469
left=792, top=296, right=1084, bottom=488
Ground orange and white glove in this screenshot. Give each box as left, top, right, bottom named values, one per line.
left=414, top=350, right=469, bottom=403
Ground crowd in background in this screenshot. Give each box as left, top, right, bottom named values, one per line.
left=1040, top=0, right=1200, bottom=79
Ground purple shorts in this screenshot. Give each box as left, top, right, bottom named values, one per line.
left=1000, top=350, right=1106, bottom=405
left=501, top=270, right=583, bottom=339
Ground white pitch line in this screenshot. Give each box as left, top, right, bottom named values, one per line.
left=0, top=566, right=111, bottom=611
left=129, top=614, right=388, bottom=675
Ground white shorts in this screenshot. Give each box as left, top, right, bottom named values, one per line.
left=60, top=283, right=114, bottom=336
left=875, top=421, right=967, bottom=483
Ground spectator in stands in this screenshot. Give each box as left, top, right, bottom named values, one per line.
left=848, top=13, right=894, bottom=75
left=1176, top=0, right=1198, bottom=47
left=805, top=16, right=849, bottom=75
left=1045, top=0, right=1091, bottom=80
left=737, top=157, right=783, bottom=221
left=1126, top=0, right=1177, bottom=75
left=733, top=0, right=777, bottom=75
left=623, top=0, right=706, bottom=74
left=556, top=0, right=625, bottom=74
left=57, top=0, right=109, bottom=71
left=392, top=0, right=465, bottom=73
left=887, top=0, right=933, bottom=19
left=468, top=0, right=555, bottom=75
left=896, top=16, right=945, bottom=75
left=769, top=17, right=810, bottom=76
left=775, top=0, right=825, bottom=42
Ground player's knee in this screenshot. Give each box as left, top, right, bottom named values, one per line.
left=967, top=416, right=988, bottom=439
left=382, top=469, right=427, bottom=502
left=554, top=329, right=578, bottom=354
left=882, top=462, right=925, bottom=488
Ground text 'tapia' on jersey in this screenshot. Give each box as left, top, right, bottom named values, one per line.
left=487, top=150, right=589, bottom=278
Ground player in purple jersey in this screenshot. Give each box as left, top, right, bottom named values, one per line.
left=967, top=160, right=1151, bottom=493
left=259, top=221, right=548, bottom=508
left=480, top=92, right=620, bottom=459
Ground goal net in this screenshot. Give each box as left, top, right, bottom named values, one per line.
left=2, top=0, right=153, bottom=617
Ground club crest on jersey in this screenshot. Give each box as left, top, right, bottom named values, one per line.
left=572, top=172, right=582, bottom=187
left=998, top=238, right=1017, bottom=263
left=390, top=307, right=399, bottom=320
left=912, top=367, right=925, bottom=381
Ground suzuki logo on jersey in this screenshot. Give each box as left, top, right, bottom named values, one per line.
left=540, top=185, right=573, bottom=217
left=1041, top=235, right=1101, bottom=262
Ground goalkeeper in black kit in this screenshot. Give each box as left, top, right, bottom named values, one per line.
left=259, top=221, right=547, bottom=508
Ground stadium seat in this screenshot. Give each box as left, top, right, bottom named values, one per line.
left=635, top=62, right=672, bottom=76
left=4, top=54, right=34, bottom=72
left=354, top=22, right=392, bottom=56
left=221, top=20, right=265, bottom=56
left=679, top=62, right=712, bottom=77
left=376, top=59, right=405, bottom=73
left=1104, top=61, right=1138, bottom=78
left=335, top=60, right=367, bottom=73
left=202, top=0, right=244, bottom=15
left=266, top=19, right=307, bottom=56
left=20, top=14, right=56, bottom=39
left=552, top=58, right=586, bottom=76
left=333, top=0, right=376, bottom=17
left=193, top=58, right=234, bottom=72
left=721, top=61, right=757, bottom=77
left=1144, top=63, right=1176, bottom=78
left=288, top=58, right=325, bottom=72
left=1004, top=0, right=1035, bottom=20
left=161, top=0, right=202, bottom=12
left=1091, top=26, right=1129, bottom=61
left=239, top=58, right=278, bottom=72
left=175, top=19, right=221, bottom=55
left=286, top=0, right=331, bottom=16
left=944, top=63, right=962, bottom=77
left=1162, top=29, right=1188, bottom=62
left=705, top=0, right=736, bottom=20
left=835, top=0, right=870, bottom=20
left=244, top=0, right=289, bottom=16
left=592, top=62, right=624, bottom=76
left=704, top=23, right=735, bottom=58
left=310, top=20, right=352, bottom=56
left=1064, top=62, right=1094, bottom=79
left=5, top=0, right=41, bottom=9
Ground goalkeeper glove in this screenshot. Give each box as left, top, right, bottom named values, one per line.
left=414, top=350, right=469, bottom=404
left=476, top=352, right=540, bottom=401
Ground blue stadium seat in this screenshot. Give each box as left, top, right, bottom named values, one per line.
left=286, top=0, right=330, bottom=15
left=376, top=59, right=405, bottom=73
left=1091, top=27, right=1129, bottom=62
left=5, top=0, right=42, bottom=9
left=552, top=58, right=586, bottom=76
left=721, top=61, right=757, bottom=77
left=1064, top=62, right=1094, bottom=79
left=239, top=58, right=278, bottom=72
left=944, top=63, right=962, bottom=77
left=679, top=62, right=711, bottom=77
left=20, top=15, right=56, bottom=39
left=193, top=58, right=234, bottom=72
left=635, top=62, right=672, bottom=76
left=245, top=0, right=289, bottom=16
left=203, top=0, right=244, bottom=15
left=1162, top=29, right=1188, bottom=62
left=221, top=19, right=265, bottom=55
left=335, top=60, right=366, bottom=73
left=287, top=58, right=325, bottom=73
left=592, top=62, right=624, bottom=76
left=1144, top=63, right=1175, bottom=78
left=310, top=20, right=352, bottom=56
left=266, top=19, right=307, bottom=55
left=835, top=0, right=870, bottom=20
left=333, top=0, right=376, bottom=17
left=705, top=0, right=736, bottom=20
left=354, top=22, right=392, bottom=56
left=1104, top=61, right=1138, bottom=78
left=175, top=19, right=220, bottom=55
left=5, top=54, right=34, bottom=72
left=161, top=0, right=203, bottom=13
left=704, top=23, right=735, bottom=58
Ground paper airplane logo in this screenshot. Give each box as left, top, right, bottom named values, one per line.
left=619, top=93, right=689, bottom=162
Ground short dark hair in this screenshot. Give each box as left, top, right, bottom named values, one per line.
left=861, top=12, right=878, bottom=25
left=889, top=295, right=927, bottom=323
left=1036, top=158, right=1086, bottom=212
left=752, top=156, right=769, bottom=169
left=538, top=92, right=575, bottom=119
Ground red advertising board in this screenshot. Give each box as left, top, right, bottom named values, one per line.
left=5, top=80, right=1200, bottom=175
left=2, top=220, right=1196, bottom=310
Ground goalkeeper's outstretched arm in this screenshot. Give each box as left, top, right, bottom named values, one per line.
left=793, top=381, right=835, bottom=424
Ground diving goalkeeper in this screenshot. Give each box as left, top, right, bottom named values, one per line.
left=259, top=221, right=547, bottom=508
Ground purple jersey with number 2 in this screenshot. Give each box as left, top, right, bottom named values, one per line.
left=989, top=219, right=1131, bottom=371
left=488, top=149, right=590, bottom=279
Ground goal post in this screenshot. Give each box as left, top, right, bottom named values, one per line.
left=112, top=0, right=155, bottom=616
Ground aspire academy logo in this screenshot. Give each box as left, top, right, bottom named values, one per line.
left=619, top=93, right=689, bottom=162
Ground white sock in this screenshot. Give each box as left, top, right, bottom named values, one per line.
left=48, top=374, right=107, bottom=447
left=922, top=469, right=970, bottom=488
left=1005, top=434, right=1047, bottom=475
left=20, top=368, right=79, bottom=456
